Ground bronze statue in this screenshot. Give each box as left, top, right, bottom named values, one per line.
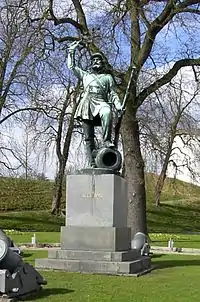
left=68, top=41, right=122, bottom=167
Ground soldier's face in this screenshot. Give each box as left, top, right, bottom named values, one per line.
left=92, top=57, right=103, bottom=71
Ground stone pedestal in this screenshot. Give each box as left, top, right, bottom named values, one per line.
left=35, top=171, right=151, bottom=276
left=66, top=173, right=128, bottom=227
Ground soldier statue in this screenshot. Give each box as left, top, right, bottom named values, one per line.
left=68, top=41, right=122, bottom=167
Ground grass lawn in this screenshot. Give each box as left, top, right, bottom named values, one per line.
left=0, top=211, right=64, bottom=232
left=2, top=203, right=200, bottom=235
left=150, top=233, right=200, bottom=248
left=1, top=175, right=200, bottom=235
left=147, top=202, right=200, bottom=233
left=5, top=230, right=200, bottom=249
left=22, top=251, right=200, bottom=302
left=5, top=231, right=60, bottom=244
left=2, top=176, right=200, bottom=300
left=2, top=175, right=200, bottom=250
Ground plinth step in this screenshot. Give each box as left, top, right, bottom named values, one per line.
left=35, top=257, right=151, bottom=275
left=48, top=249, right=141, bottom=262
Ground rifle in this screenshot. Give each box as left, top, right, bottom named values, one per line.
left=113, top=66, right=136, bottom=148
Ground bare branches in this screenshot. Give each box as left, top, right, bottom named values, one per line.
left=176, top=0, right=200, bottom=12
left=0, top=107, right=49, bottom=125
left=137, top=1, right=200, bottom=68
left=138, top=58, right=200, bottom=105
left=48, top=0, right=88, bottom=34
left=138, top=1, right=176, bottom=67
left=71, top=0, right=88, bottom=32
left=48, top=0, right=57, bottom=24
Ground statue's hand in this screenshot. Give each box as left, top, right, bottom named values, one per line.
left=115, top=104, right=123, bottom=112
left=115, top=105, right=125, bottom=118
left=68, top=41, right=82, bottom=52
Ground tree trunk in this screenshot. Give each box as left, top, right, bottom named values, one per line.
left=155, top=141, right=173, bottom=207
left=51, top=94, right=78, bottom=215
left=155, top=171, right=166, bottom=207
left=122, top=105, right=147, bottom=236
left=51, top=163, right=65, bottom=215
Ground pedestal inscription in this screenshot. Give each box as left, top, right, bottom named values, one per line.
left=66, top=173, right=128, bottom=227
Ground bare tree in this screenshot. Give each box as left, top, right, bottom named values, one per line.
left=25, top=0, right=200, bottom=234
left=0, top=0, right=49, bottom=174
left=0, top=0, right=47, bottom=117
left=51, top=85, right=78, bottom=214
left=140, top=68, right=200, bottom=206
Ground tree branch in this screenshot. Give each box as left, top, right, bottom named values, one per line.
left=138, top=58, right=200, bottom=105
left=138, top=0, right=176, bottom=67
left=176, top=0, right=200, bottom=11
left=0, top=107, right=47, bottom=124
left=71, top=0, right=88, bottom=32
left=48, top=0, right=89, bottom=34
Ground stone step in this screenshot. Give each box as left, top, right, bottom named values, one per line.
left=48, top=249, right=141, bottom=262
left=35, top=257, right=151, bottom=275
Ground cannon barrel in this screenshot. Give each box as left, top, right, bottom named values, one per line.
left=0, top=229, right=13, bottom=247
left=0, top=232, right=23, bottom=273
left=95, top=147, right=122, bottom=171
left=0, top=229, right=47, bottom=299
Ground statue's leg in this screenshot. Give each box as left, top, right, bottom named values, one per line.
left=82, top=121, right=96, bottom=167
left=99, top=106, right=114, bottom=147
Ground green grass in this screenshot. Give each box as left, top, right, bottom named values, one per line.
left=1, top=176, right=200, bottom=301
left=0, top=211, right=64, bottom=232
left=1, top=175, right=200, bottom=234
left=0, top=177, right=65, bottom=211
left=145, top=174, right=200, bottom=233
left=1, top=204, right=200, bottom=234
left=22, top=250, right=48, bottom=266
left=147, top=203, right=200, bottom=233
left=5, top=230, right=200, bottom=249
left=150, top=233, right=200, bottom=248
left=145, top=173, right=200, bottom=203
left=5, top=231, right=60, bottom=244
left=21, top=251, right=200, bottom=301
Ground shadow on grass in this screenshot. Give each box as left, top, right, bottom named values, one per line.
left=147, top=204, right=200, bottom=233
left=152, top=254, right=200, bottom=270
left=164, top=204, right=200, bottom=213
left=22, top=252, right=33, bottom=258
left=22, top=288, right=74, bottom=301
left=0, top=214, right=64, bottom=226
left=151, top=254, right=164, bottom=259
left=0, top=212, right=65, bottom=232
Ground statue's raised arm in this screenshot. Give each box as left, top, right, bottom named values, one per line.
left=68, top=41, right=86, bottom=79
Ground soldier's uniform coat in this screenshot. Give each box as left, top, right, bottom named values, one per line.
left=68, top=62, right=121, bottom=121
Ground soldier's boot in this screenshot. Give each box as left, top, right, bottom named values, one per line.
left=99, top=106, right=114, bottom=148
left=85, top=139, right=96, bottom=167
left=82, top=121, right=97, bottom=167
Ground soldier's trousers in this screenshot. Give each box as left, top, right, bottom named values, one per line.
left=82, top=106, right=112, bottom=166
